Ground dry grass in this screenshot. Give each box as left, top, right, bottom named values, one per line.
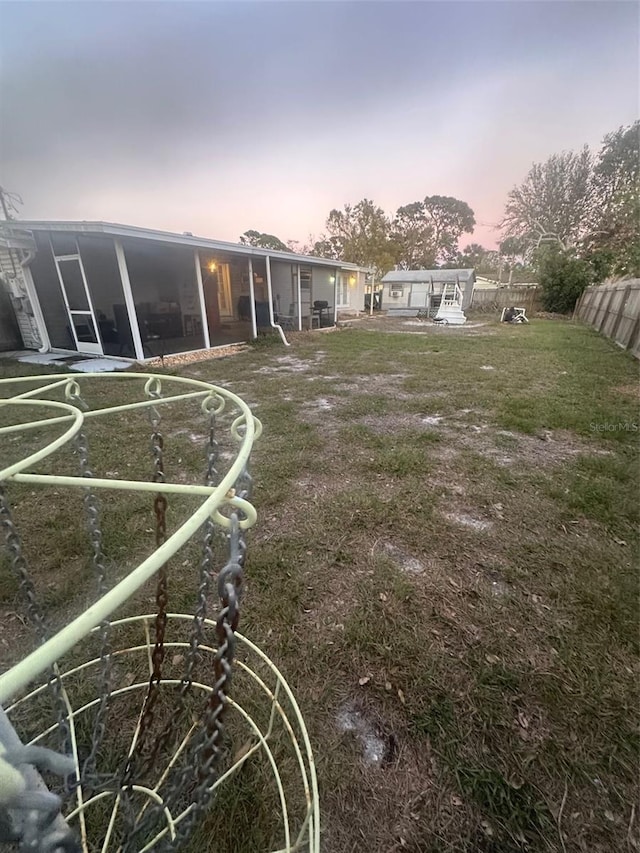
left=1, top=316, right=638, bottom=852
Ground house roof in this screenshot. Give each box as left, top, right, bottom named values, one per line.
left=381, top=268, right=475, bottom=283
left=0, top=220, right=372, bottom=272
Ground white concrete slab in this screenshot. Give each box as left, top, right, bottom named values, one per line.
left=70, top=358, right=132, bottom=373
left=17, top=353, right=70, bottom=365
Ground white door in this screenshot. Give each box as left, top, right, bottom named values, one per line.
left=52, top=243, right=103, bottom=355
left=217, top=263, right=233, bottom=320
left=336, top=273, right=349, bottom=308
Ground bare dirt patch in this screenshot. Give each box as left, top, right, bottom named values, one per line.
left=443, top=512, right=493, bottom=532
left=354, top=315, right=496, bottom=337
left=379, top=542, right=424, bottom=574
left=336, top=700, right=394, bottom=767
left=357, top=413, right=425, bottom=434
left=614, top=383, right=640, bottom=400
left=255, top=352, right=327, bottom=375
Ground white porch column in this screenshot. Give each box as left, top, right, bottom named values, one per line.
left=266, top=256, right=274, bottom=322
left=297, top=263, right=302, bottom=331
left=114, top=239, right=145, bottom=361
left=333, top=269, right=338, bottom=324
left=194, top=250, right=211, bottom=349
left=248, top=257, right=257, bottom=339
left=370, top=271, right=375, bottom=316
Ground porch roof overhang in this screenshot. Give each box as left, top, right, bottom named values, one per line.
left=0, top=227, right=37, bottom=251
left=0, top=220, right=368, bottom=271
left=381, top=268, right=475, bottom=283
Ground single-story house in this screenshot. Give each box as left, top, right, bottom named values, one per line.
left=0, top=220, right=373, bottom=358
left=381, top=269, right=475, bottom=316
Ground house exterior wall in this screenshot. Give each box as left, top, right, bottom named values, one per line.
left=5, top=222, right=354, bottom=354
left=270, top=260, right=296, bottom=318
left=355, top=270, right=367, bottom=311
left=382, top=275, right=474, bottom=312
left=382, top=280, right=413, bottom=310
left=312, top=267, right=335, bottom=306
left=0, top=276, right=22, bottom=351
left=0, top=247, right=42, bottom=349
left=337, top=269, right=367, bottom=315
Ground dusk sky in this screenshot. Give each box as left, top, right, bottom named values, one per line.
left=1, top=1, right=637, bottom=249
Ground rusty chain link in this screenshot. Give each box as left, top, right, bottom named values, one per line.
left=123, top=408, right=220, bottom=814
left=2, top=380, right=257, bottom=851
left=125, top=455, right=252, bottom=851
left=121, top=404, right=169, bottom=791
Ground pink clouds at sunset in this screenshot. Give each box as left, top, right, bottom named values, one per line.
left=1, top=2, right=637, bottom=250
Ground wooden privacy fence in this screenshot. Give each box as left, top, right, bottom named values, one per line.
left=574, top=279, right=640, bottom=359
left=471, top=287, right=542, bottom=312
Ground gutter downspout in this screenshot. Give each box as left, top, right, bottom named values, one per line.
left=265, top=255, right=290, bottom=346
left=18, top=248, right=50, bottom=353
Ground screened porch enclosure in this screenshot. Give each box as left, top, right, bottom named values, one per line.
left=24, top=226, right=344, bottom=359
left=198, top=252, right=253, bottom=345
left=269, top=261, right=336, bottom=330
left=28, top=232, right=136, bottom=356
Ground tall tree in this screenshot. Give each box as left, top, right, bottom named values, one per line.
left=588, top=122, right=640, bottom=276
left=423, top=196, right=476, bottom=263
left=239, top=229, right=289, bottom=251
left=500, top=147, right=594, bottom=253
left=456, top=242, right=489, bottom=270
left=310, top=235, right=344, bottom=260
left=392, top=196, right=475, bottom=268
left=391, top=202, right=436, bottom=269
left=0, top=185, right=23, bottom=220
left=323, top=199, right=397, bottom=275
left=497, top=235, right=531, bottom=283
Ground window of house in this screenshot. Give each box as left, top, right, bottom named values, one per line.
left=300, top=267, right=312, bottom=288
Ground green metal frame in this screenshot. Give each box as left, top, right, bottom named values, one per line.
left=0, top=371, right=321, bottom=852
left=0, top=372, right=261, bottom=703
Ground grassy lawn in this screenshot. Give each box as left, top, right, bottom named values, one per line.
left=1, top=316, right=638, bottom=852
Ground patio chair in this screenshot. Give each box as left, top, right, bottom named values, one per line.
left=501, top=306, right=529, bottom=324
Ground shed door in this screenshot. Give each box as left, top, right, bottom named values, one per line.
left=409, top=283, right=429, bottom=308
left=52, top=242, right=103, bottom=355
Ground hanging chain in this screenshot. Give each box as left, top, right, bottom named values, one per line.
left=149, top=508, right=246, bottom=852
left=0, top=484, right=47, bottom=642
left=0, top=486, right=71, bottom=758
left=72, top=426, right=113, bottom=790
left=0, top=484, right=76, bottom=826
left=125, top=407, right=221, bottom=807
left=122, top=409, right=225, bottom=851
left=159, top=460, right=252, bottom=850
left=121, top=403, right=169, bottom=789
left=184, top=406, right=220, bottom=688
